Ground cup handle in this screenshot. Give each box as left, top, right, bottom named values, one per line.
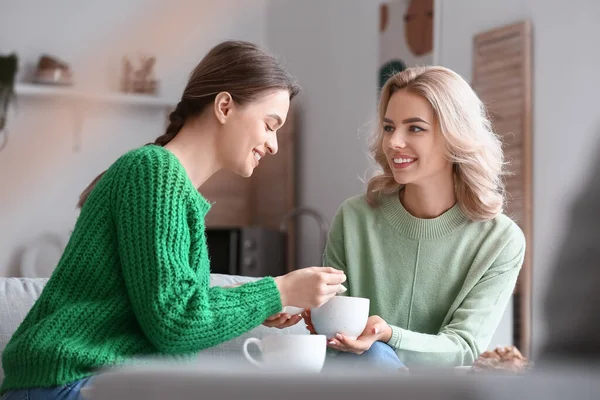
left=242, top=337, right=263, bottom=368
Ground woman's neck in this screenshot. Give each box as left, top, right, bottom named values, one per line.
left=400, top=172, right=456, bottom=219
left=164, top=116, right=222, bottom=189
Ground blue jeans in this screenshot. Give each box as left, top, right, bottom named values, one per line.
left=1, top=376, right=94, bottom=400
left=325, top=341, right=405, bottom=371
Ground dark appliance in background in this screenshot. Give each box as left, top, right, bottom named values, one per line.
left=204, top=226, right=286, bottom=277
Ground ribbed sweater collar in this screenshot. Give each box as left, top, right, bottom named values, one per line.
left=380, top=191, right=468, bottom=240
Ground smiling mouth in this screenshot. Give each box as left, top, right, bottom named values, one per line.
left=391, top=157, right=417, bottom=169
left=393, top=157, right=415, bottom=164
left=252, top=150, right=263, bottom=164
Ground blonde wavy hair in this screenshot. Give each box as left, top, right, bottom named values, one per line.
left=366, top=66, right=505, bottom=222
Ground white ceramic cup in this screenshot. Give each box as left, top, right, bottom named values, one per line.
left=310, top=296, right=370, bottom=340
left=242, top=334, right=327, bottom=373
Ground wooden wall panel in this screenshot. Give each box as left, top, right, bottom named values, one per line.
left=472, top=20, right=533, bottom=356
left=251, top=105, right=298, bottom=271
left=202, top=169, right=251, bottom=227
left=200, top=105, right=299, bottom=271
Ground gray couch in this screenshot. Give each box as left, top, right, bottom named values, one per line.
left=0, top=274, right=307, bottom=386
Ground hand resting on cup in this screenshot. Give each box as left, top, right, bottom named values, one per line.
left=262, top=312, right=303, bottom=329
left=223, top=267, right=346, bottom=329
left=303, top=311, right=392, bottom=355
left=274, top=266, right=347, bottom=309
left=222, top=284, right=301, bottom=328
left=263, top=266, right=346, bottom=329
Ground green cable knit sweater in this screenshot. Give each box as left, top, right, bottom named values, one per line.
left=1, top=145, right=282, bottom=393
left=326, top=193, right=525, bottom=366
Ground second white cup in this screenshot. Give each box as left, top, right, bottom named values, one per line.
left=310, top=296, right=370, bottom=339
left=242, top=334, right=327, bottom=373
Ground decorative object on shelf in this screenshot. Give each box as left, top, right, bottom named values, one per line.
left=120, top=55, right=158, bottom=95
left=0, top=53, right=18, bottom=152
left=379, top=1, right=432, bottom=97
left=379, top=3, right=389, bottom=33
left=404, top=0, right=434, bottom=56
left=33, top=54, right=74, bottom=86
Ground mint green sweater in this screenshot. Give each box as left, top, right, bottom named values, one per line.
left=1, top=146, right=282, bottom=393
left=325, top=193, right=525, bottom=367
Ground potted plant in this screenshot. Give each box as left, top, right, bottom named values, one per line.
left=0, top=53, right=18, bottom=152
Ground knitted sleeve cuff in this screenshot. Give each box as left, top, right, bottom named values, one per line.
left=211, top=276, right=283, bottom=323
left=387, top=325, right=403, bottom=350
left=240, top=276, right=283, bottom=318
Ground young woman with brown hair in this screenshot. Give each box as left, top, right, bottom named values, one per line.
left=1, top=41, right=345, bottom=399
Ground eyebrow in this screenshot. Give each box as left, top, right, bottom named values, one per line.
left=383, top=117, right=430, bottom=125
left=267, top=114, right=283, bottom=128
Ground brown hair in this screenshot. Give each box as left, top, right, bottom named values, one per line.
left=77, top=40, right=300, bottom=209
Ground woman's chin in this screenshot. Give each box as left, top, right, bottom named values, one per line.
left=237, top=164, right=255, bottom=178
left=392, top=173, right=413, bottom=185
left=233, top=169, right=253, bottom=178
left=226, top=159, right=256, bottom=178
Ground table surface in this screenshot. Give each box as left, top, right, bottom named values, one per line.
left=84, top=359, right=600, bottom=400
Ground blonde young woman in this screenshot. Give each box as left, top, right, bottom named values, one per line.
left=305, top=66, right=526, bottom=368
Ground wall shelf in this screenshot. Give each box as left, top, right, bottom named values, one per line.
left=5, top=83, right=177, bottom=153
left=14, top=83, right=177, bottom=108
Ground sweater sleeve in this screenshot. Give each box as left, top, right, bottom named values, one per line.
left=111, top=149, right=282, bottom=354
left=387, top=234, right=526, bottom=366
left=324, top=206, right=350, bottom=296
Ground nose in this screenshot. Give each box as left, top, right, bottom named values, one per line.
left=388, top=131, right=407, bottom=149
left=266, top=134, right=278, bottom=155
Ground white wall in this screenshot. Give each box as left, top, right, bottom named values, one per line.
left=435, top=0, right=600, bottom=357
left=265, top=0, right=379, bottom=269
left=0, top=0, right=268, bottom=276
